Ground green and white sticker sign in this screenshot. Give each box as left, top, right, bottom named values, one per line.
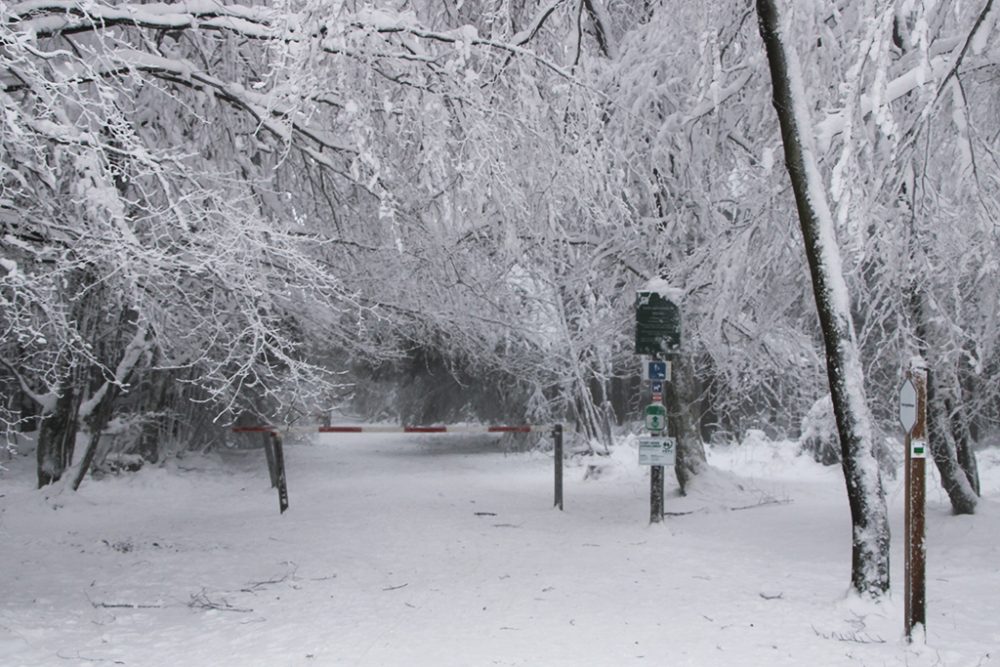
left=644, top=404, right=666, bottom=433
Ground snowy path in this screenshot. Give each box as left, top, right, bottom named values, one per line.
left=1, top=434, right=998, bottom=666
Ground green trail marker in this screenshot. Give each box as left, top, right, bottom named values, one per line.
left=644, top=403, right=666, bottom=433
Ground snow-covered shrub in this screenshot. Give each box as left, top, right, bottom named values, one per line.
left=92, top=453, right=144, bottom=477
left=798, top=395, right=840, bottom=466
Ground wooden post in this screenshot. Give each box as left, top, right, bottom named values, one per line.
left=553, top=424, right=563, bottom=511
left=270, top=431, right=289, bottom=514
left=904, top=365, right=927, bottom=641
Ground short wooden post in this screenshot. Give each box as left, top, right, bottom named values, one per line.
left=270, top=432, right=289, bottom=514
left=553, top=424, right=563, bottom=511
left=262, top=431, right=278, bottom=488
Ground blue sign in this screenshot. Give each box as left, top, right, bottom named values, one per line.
left=650, top=380, right=664, bottom=394
left=648, top=361, right=667, bottom=381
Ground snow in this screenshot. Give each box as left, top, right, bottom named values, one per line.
left=969, top=2, right=998, bottom=55
left=2, top=433, right=999, bottom=666
left=355, top=8, right=421, bottom=32
left=640, top=277, right=683, bottom=302
left=814, top=55, right=950, bottom=153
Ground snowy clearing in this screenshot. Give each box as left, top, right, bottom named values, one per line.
left=2, top=434, right=999, bottom=666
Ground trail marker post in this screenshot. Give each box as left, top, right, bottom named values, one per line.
left=271, top=431, right=289, bottom=514
left=553, top=423, right=564, bottom=511
left=636, top=283, right=681, bottom=524
left=262, top=431, right=279, bottom=488
left=901, top=364, right=927, bottom=642
left=644, top=401, right=666, bottom=522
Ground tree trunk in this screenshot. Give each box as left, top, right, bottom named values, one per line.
left=667, top=356, right=706, bottom=495
left=951, top=398, right=981, bottom=495
left=70, top=383, right=123, bottom=491
left=926, top=369, right=978, bottom=513
left=756, top=0, right=890, bottom=597
left=910, top=282, right=979, bottom=513
left=19, top=390, right=40, bottom=432
left=36, top=375, right=80, bottom=488
left=136, top=367, right=172, bottom=464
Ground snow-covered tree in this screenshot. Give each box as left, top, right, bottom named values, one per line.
left=755, top=0, right=891, bottom=597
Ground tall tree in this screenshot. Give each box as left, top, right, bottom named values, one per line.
left=756, top=0, right=890, bottom=596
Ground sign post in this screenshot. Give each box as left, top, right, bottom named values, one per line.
left=270, top=431, right=289, bottom=514
left=644, top=401, right=666, bottom=523
left=636, top=283, right=681, bottom=525
left=901, top=365, right=927, bottom=642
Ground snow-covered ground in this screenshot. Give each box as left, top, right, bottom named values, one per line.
left=2, top=432, right=998, bottom=666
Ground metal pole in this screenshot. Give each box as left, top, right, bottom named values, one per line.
left=553, top=424, right=563, bottom=511
left=905, top=366, right=927, bottom=641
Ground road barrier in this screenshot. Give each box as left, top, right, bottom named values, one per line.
left=233, top=424, right=564, bottom=514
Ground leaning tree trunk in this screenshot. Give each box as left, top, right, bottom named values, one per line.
left=926, top=368, right=979, bottom=513
left=951, top=394, right=981, bottom=495
left=70, top=381, right=122, bottom=491
left=910, top=279, right=979, bottom=513
left=757, top=0, right=891, bottom=597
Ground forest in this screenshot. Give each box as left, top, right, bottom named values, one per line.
left=2, top=0, right=998, bottom=598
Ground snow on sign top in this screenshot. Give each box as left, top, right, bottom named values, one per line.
left=641, top=278, right=684, bottom=302
left=899, top=378, right=917, bottom=433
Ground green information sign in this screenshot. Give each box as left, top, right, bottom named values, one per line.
left=635, top=291, right=681, bottom=356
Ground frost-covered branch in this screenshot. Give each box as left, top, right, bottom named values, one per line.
left=0, top=355, right=57, bottom=413
left=77, top=317, right=151, bottom=419
left=932, top=0, right=995, bottom=102
left=8, top=0, right=278, bottom=40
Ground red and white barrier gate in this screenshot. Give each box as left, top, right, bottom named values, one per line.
left=233, top=424, right=564, bottom=515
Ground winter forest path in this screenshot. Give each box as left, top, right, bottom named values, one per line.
left=1, top=434, right=999, bottom=666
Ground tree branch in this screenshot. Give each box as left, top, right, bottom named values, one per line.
left=0, top=356, right=57, bottom=413
left=933, top=0, right=995, bottom=102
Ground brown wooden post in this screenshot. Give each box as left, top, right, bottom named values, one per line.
left=553, top=424, right=563, bottom=511
left=904, top=364, right=928, bottom=641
